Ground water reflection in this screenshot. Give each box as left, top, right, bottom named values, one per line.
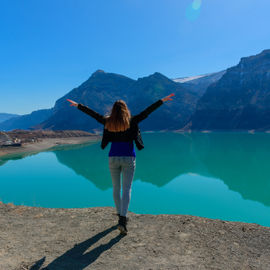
left=191, top=133, right=270, bottom=206
left=53, top=132, right=270, bottom=207
left=1, top=133, right=270, bottom=207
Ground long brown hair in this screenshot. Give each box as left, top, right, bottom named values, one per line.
left=105, top=100, right=131, bottom=132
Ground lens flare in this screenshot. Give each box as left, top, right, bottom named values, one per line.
left=192, top=0, right=202, bottom=10
left=185, top=0, right=202, bottom=21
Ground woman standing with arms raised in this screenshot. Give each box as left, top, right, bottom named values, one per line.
left=67, top=93, right=174, bottom=235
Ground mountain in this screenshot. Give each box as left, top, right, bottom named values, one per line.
left=0, top=108, right=53, bottom=131
left=0, top=113, right=19, bottom=123
left=4, top=49, right=270, bottom=132
left=127, top=72, right=201, bottom=130
left=187, top=49, right=270, bottom=131
left=35, top=70, right=136, bottom=132
left=36, top=70, right=202, bottom=132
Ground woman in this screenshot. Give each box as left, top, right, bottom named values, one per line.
left=67, top=93, right=174, bottom=235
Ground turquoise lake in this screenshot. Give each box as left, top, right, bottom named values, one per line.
left=1, top=132, right=270, bottom=227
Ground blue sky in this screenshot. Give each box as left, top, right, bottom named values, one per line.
left=1, top=0, right=270, bottom=114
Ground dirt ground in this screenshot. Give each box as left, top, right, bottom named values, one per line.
left=0, top=132, right=100, bottom=158
left=0, top=203, right=270, bottom=270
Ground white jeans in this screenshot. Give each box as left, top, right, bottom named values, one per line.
left=108, top=156, right=136, bottom=217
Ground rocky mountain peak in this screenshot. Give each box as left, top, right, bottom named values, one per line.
left=150, top=72, right=169, bottom=80
left=137, top=72, right=172, bottom=84
left=239, top=49, right=270, bottom=67
left=91, top=69, right=106, bottom=77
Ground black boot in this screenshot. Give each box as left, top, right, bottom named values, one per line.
left=117, top=214, right=129, bottom=223
left=118, top=215, right=128, bottom=235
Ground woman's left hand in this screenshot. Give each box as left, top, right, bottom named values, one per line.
left=67, top=99, right=78, bottom=107
left=161, top=93, right=175, bottom=102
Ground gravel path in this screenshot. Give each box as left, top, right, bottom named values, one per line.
left=1, top=202, right=270, bottom=270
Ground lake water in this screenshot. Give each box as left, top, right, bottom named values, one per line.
left=1, top=132, right=270, bottom=227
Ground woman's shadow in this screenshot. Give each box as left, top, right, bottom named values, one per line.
left=30, top=225, right=125, bottom=270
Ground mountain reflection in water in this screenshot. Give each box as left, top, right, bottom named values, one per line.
left=52, top=132, right=270, bottom=207
left=1, top=132, right=270, bottom=208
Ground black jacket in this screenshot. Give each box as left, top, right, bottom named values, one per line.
left=77, top=99, right=164, bottom=150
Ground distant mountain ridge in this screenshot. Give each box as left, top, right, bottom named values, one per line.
left=0, top=109, right=53, bottom=131
left=0, top=113, right=19, bottom=123
left=1, top=49, right=270, bottom=132
left=36, top=70, right=201, bottom=132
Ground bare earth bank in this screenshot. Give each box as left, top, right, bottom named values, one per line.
left=0, top=203, right=270, bottom=270
left=0, top=130, right=101, bottom=158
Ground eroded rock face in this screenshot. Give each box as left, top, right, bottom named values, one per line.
left=188, top=49, right=270, bottom=131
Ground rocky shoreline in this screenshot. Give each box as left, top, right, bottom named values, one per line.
left=0, top=130, right=101, bottom=158
left=1, top=203, right=270, bottom=270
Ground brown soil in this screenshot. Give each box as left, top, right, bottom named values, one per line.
left=0, top=130, right=101, bottom=158
left=6, top=129, right=98, bottom=143
left=0, top=203, right=270, bottom=270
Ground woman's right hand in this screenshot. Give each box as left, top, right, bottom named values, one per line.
left=161, top=93, right=175, bottom=102
left=67, top=99, right=78, bottom=107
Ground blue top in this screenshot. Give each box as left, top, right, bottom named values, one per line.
left=109, top=141, right=136, bottom=157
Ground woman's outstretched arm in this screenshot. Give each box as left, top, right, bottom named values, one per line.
left=67, top=99, right=106, bottom=125
left=133, top=93, right=175, bottom=123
